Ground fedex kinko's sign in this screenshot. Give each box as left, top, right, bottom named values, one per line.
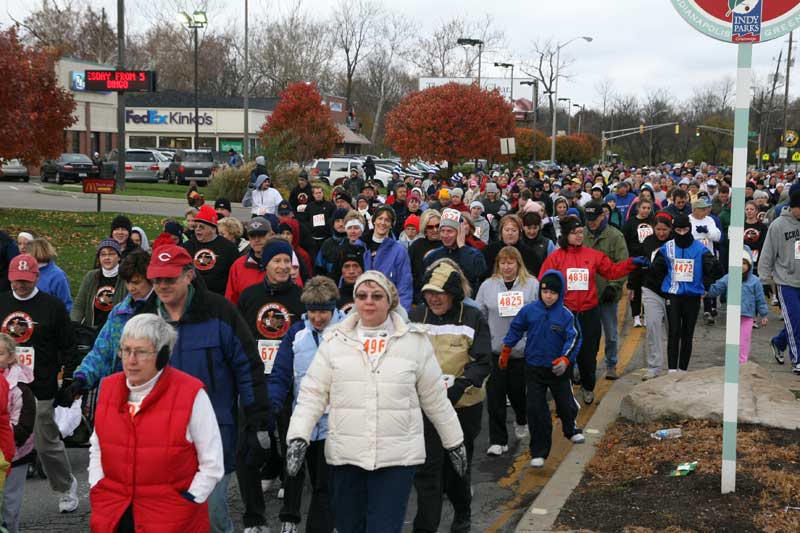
left=671, top=0, right=800, bottom=43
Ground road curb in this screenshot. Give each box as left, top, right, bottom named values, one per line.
left=35, top=186, right=244, bottom=208
left=514, top=346, right=644, bottom=533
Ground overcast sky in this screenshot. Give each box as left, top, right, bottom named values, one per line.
left=2, top=0, right=798, bottom=112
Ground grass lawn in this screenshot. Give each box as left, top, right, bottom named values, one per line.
left=44, top=182, right=189, bottom=199
left=0, top=208, right=170, bottom=294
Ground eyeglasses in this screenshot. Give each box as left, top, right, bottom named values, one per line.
left=426, top=224, right=440, bottom=230
left=118, top=348, right=157, bottom=360
left=355, top=292, right=385, bottom=301
left=99, top=252, right=118, bottom=258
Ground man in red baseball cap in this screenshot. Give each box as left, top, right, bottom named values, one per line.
left=0, top=254, right=80, bottom=513
left=182, top=205, right=240, bottom=295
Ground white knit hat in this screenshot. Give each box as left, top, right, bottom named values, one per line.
left=354, top=270, right=399, bottom=310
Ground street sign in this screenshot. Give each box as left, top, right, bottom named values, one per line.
left=748, top=131, right=759, bottom=137
left=779, top=146, right=789, bottom=159
left=84, top=70, right=157, bottom=92
left=82, top=179, right=116, bottom=194
left=763, top=153, right=770, bottom=161
left=670, top=1, right=800, bottom=43
left=785, top=129, right=799, bottom=147
left=792, top=151, right=800, bottom=161
left=500, top=138, right=516, bottom=155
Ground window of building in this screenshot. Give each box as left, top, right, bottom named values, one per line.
left=159, top=137, right=192, bottom=149
left=91, top=132, right=100, bottom=155
left=197, top=137, right=217, bottom=150
left=71, top=132, right=80, bottom=153
left=129, top=136, right=157, bottom=149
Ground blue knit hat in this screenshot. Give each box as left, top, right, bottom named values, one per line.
left=96, top=238, right=121, bottom=256
left=260, top=239, right=294, bottom=269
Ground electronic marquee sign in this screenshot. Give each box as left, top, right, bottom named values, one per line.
left=84, top=70, right=157, bottom=92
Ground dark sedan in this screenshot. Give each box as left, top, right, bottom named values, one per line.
left=42, top=153, right=100, bottom=184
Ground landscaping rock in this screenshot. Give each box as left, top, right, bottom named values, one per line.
left=620, top=362, right=800, bottom=430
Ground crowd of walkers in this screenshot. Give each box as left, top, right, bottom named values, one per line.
left=0, top=158, right=798, bottom=532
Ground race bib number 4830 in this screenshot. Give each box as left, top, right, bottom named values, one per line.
left=566, top=268, right=590, bottom=291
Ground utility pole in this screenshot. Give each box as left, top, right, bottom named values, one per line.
left=782, top=31, right=793, bottom=169
left=243, top=0, right=249, bottom=160
left=763, top=50, right=783, bottom=160
left=116, top=0, right=126, bottom=192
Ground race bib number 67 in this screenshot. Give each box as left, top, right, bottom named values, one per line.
left=258, top=340, right=280, bottom=374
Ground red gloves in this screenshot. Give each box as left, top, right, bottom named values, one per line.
left=498, top=346, right=512, bottom=369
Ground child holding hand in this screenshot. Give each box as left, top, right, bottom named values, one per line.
left=499, top=270, right=584, bottom=468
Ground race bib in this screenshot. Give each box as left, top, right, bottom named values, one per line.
left=498, top=291, right=524, bottom=317
left=442, top=374, right=455, bottom=389
left=566, top=268, right=590, bottom=291
left=637, top=224, right=653, bottom=243
left=795, top=240, right=800, bottom=260
left=673, top=258, right=694, bottom=283
left=362, top=337, right=387, bottom=358
left=258, top=340, right=280, bottom=374
left=312, top=214, right=326, bottom=227
left=16, top=347, right=34, bottom=371
left=441, top=208, right=461, bottom=224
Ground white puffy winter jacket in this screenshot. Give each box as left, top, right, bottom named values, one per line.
left=287, top=310, right=464, bottom=471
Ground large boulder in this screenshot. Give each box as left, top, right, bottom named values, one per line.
left=620, top=362, right=800, bottom=430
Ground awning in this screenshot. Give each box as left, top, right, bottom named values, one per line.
left=337, top=124, right=372, bottom=145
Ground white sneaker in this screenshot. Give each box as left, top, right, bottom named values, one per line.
left=793, top=363, right=800, bottom=376
left=771, top=296, right=779, bottom=306
left=277, top=488, right=285, bottom=499
left=570, top=433, right=585, bottom=444
left=514, top=423, right=529, bottom=440
left=58, top=475, right=79, bottom=513
left=244, top=527, right=270, bottom=533
left=633, top=316, right=643, bottom=328
left=668, top=369, right=678, bottom=374
left=261, top=478, right=281, bottom=492
left=530, top=457, right=545, bottom=468
left=642, top=369, right=659, bottom=381
left=486, top=444, right=508, bottom=456
left=280, top=522, right=298, bottom=533
left=581, top=388, right=594, bottom=405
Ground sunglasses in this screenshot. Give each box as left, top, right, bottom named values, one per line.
left=426, top=224, right=440, bottom=230
left=355, top=292, right=385, bottom=301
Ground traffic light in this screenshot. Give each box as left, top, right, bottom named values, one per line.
left=639, top=124, right=645, bottom=135
left=695, top=127, right=701, bottom=137
left=675, top=124, right=680, bottom=135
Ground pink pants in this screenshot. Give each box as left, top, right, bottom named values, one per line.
left=740, top=317, right=754, bottom=363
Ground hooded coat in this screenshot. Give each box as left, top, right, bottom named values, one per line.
left=758, top=207, right=800, bottom=288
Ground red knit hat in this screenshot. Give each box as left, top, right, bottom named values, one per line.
left=195, top=205, right=218, bottom=227
left=404, top=214, right=420, bottom=231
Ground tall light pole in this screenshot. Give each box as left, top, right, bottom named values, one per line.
left=179, top=10, right=208, bottom=150
left=116, top=0, right=126, bottom=192
left=494, top=62, right=515, bottom=104
left=573, top=103, right=585, bottom=135
left=243, top=0, right=249, bottom=160
left=457, top=38, right=484, bottom=87
left=550, top=36, right=593, bottom=162
left=559, top=97, right=572, bottom=135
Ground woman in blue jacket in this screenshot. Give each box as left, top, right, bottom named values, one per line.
left=269, top=276, right=344, bottom=533
left=28, top=238, right=72, bottom=312
left=357, top=205, right=413, bottom=311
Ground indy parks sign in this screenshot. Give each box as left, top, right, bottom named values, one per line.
left=671, top=0, right=800, bottom=42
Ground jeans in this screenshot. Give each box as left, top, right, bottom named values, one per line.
left=2, top=461, right=26, bottom=533
left=665, top=294, right=701, bottom=370
left=33, top=400, right=73, bottom=493
left=486, top=353, right=526, bottom=446
left=525, top=365, right=580, bottom=459
left=598, top=301, right=619, bottom=369
left=329, top=464, right=416, bottom=533
left=208, top=473, right=234, bottom=533
left=641, top=288, right=667, bottom=372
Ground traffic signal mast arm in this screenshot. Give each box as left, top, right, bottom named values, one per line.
left=696, top=125, right=760, bottom=145
left=601, top=122, right=678, bottom=143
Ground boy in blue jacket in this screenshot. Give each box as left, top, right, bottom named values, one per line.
left=499, top=270, right=584, bottom=468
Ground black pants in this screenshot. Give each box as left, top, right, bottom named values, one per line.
left=703, top=294, right=717, bottom=316
left=279, top=440, right=334, bottom=531
left=526, top=365, right=580, bottom=459
left=413, top=402, right=482, bottom=533
left=574, top=306, right=601, bottom=392
left=665, top=294, right=701, bottom=370
left=629, top=271, right=643, bottom=317
left=117, top=505, right=134, bottom=533
left=236, top=418, right=266, bottom=528
left=486, top=353, right=526, bottom=446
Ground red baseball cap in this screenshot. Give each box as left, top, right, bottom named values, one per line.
left=195, top=205, right=219, bottom=227
left=147, top=245, right=193, bottom=279
left=8, top=254, right=39, bottom=282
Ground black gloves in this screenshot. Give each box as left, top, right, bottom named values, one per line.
left=286, top=438, right=309, bottom=477
left=696, top=225, right=708, bottom=234
left=447, top=378, right=469, bottom=405
left=242, top=430, right=270, bottom=467
left=600, top=286, right=618, bottom=303
left=53, top=378, right=78, bottom=408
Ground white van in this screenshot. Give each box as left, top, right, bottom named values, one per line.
left=309, top=158, right=390, bottom=188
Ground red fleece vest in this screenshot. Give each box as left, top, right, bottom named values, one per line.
left=90, top=367, right=209, bottom=533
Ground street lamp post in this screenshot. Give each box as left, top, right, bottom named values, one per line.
left=521, top=80, right=539, bottom=160
left=550, top=36, right=593, bottom=162
left=243, top=0, right=249, bottom=160
left=457, top=38, right=484, bottom=87
left=494, top=62, right=515, bottom=105
left=573, top=103, right=585, bottom=135
left=559, top=97, right=572, bottom=135
left=179, top=10, right=208, bottom=150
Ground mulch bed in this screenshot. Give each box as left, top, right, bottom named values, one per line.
left=554, top=419, right=800, bottom=533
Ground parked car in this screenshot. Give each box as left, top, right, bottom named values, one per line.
left=167, top=149, right=217, bottom=185
left=103, top=149, right=161, bottom=183
left=0, top=159, right=29, bottom=182
left=41, top=153, right=99, bottom=184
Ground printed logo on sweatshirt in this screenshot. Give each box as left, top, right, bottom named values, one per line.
left=256, top=302, right=291, bottom=339
left=94, top=285, right=116, bottom=311
left=193, top=249, right=218, bottom=271
left=1, top=311, right=34, bottom=344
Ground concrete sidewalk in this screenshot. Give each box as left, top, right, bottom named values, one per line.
left=514, top=300, right=794, bottom=533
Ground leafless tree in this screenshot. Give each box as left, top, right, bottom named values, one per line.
left=520, top=39, right=575, bottom=123
left=332, top=0, right=382, bottom=112
left=594, top=78, right=615, bottom=131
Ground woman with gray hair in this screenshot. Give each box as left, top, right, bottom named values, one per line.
left=88, top=314, right=224, bottom=533
left=286, top=270, right=466, bottom=533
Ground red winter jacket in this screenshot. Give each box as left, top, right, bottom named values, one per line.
left=90, top=367, right=208, bottom=533
left=539, top=245, right=636, bottom=312
left=0, top=373, right=15, bottom=472
left=225, top=254, right=264, bottom=305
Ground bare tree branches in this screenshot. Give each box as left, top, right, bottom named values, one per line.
left=332, top=0, right=382, bottom=111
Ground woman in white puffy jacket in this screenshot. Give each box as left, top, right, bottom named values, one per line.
left=286, top=270, right=467, bottom=533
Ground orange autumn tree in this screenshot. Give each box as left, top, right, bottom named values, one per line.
left=260, top=82, right=341, bottom=164
left=515, top=127, right=549, bottom=161
left=385, top=83, right=514, bottom=167
left=0, top=28, right=76, bottom=164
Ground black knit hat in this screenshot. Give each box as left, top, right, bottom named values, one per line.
left=540, top=272, right=563, bottom=296
left=790, top=189, right=800, bottom=208
left=673, top=212, right=691, bottom=229
left=337, top=244, right=364, bottom=271
left=111, top=215, right=132, bottom=234
left=559, top=215, right=582, bottom=236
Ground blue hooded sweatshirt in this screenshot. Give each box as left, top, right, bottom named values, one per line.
left=503, top=269, right=582, bottom=368
left=707, top=247, right=769, bottom=319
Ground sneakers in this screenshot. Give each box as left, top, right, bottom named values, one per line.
left=514, top=423, right=529, bottom=440
left=642, top=369, right=659, bottom=381
left=605, top=367, right=618, bottom=380
left=753, top=321, right=760, bottom=329
left=244, top=527, right=270, bottom=533
left=451, top=512, right=471, bottom=533
left=530, top=457, right=545, bottom=468
left=570, top=433, right=586, bottom=444
left=633, top=316, right=643, bottom=328
left=277, top=488, right=285, bottom=499
left=793, top=363, right=800, bottom=376
left=704, top=312, right=715, bottom=325
left=486, top=444, right=508, bottom=456
left=279, top=522, right=298, bottom=533
left=771, top=340, right=786, bottom=365
left=58, top=475, right=79, bottom=513
left=771, top=295, right=779, bottom=306
left=581, top=388, right=594, bottom=405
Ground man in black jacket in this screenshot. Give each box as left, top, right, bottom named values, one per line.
left=182, top=205, right=240, bottom=295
